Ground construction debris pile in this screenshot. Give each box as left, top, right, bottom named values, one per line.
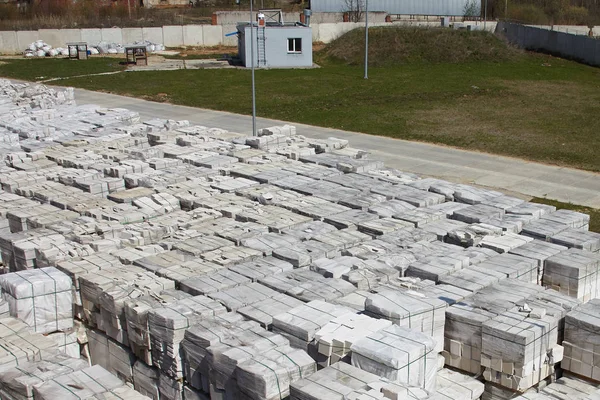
left=0, top=78, right=599, bottom=400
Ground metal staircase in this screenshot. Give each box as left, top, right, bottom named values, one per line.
left=257, top=26, right=267, bottom=67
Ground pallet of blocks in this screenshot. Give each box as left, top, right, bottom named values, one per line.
left=313, top=313, right=391, bottom=368
left=511, top=375, right=600, bottom=399
left=543, top=248, right=600, bottom=302
left=429, top=368, right=485, bottom=400
left=350, top=324, right=438, bottom=391
left=31, top=364, right=127, bottom=400
left=364, top=288, right=446, bottom=352
left=0, top=353, right=89, bottom=400
left=0, top=267, right=72, bottom=334
left=289, top=362, right=385, bottom=400
left=481, top=306, right=562, bottom=392
left=124, top=289, right=192, bottom=365
left=147, top=295, right=227, bottom=379
left=562, top=298, right=600, bottom=381
left=133, top=360, right=161, bottom=400
left=87, top=328, right=136, bottom=383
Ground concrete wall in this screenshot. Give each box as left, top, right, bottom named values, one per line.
left=0, top=20, right=498, bottom=54
left=496, top=21, right=600, bottom=67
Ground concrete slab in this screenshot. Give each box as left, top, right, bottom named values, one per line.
left=183, top=25, right=203, bottom=47
left=202, top=25, right=223, bottom=47
left=16, top=31, right=40, bottom=51
left=0, top=31, right=19, bottom=54
left=162, top=25, right=184, bottom=47
left=142, top=27, right=164, bottom=45
left=122, top=28, right=144, bottom=45
left=101, top=28, right=123, bottom=44
left=81, top=28, right=102, bottom=45
left=38, top=29, right=81, bottom=48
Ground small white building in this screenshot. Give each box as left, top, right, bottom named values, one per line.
left=237, top=10, right=313, bottom=68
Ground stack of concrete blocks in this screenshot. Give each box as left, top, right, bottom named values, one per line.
left=364, top=289, right=446, bottom=353
left=87, top=328, right=137, bottom=383
left=147, top=295, right=227, bottom=380
left=311, top=256, right=400, bottom=290
left=133, top=360, right=161, bottom=399
left=0, top=316, right=60, bottom=369
left=480, top=307, right=562, bottom=392
left=271, top=300, right=356, bottom=355
left=562, top=299, right=600, bottom=382
left=350, top=325, right=438, bottom=391
left=509, top=375, right=600, bottom=399
left=431, top=368, right=485, bottom=400
left=259, top=268, right=356, bottom=302
left=0, top=353, right=89, bottom=400
left=543, top=248, right=600, bottom=302
left=550, top=228, right=600, bottom=252
left=124, top=289, right=191, bottom=365
left=509, top=240, right=568, bottom=287
left=313, top=313, right=392, bottom=368
left=0, top=267, right=73, bottom=334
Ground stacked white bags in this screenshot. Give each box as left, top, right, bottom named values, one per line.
left=0, top=267, right=72, bottom=334
left=23, top=40, right=69, bottom=58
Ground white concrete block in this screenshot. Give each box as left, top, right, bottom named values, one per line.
left=162, top=25, right=184, bottom=47
left=183, top=25, right=203, bottom=46
left=202, top=25, right=223, bottom=46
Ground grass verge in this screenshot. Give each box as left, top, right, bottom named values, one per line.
left=531, top=198, right=600, bottom=233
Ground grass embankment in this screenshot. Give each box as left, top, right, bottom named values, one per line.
left=532, top=198, right=600, bottom=233
left=0, top=27, right=599, bottom=174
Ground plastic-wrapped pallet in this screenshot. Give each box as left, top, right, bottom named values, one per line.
left=133, top=360, right=161, bottom=400
left=158, top=373, right=184, bottom=400
left=0, top=353, right=88, bottom=400
left=0, top=267, right=72, bottom=334
left=481, top=307, right=561, bottom=392
left=0, top=298, right=9, bottom=318
left=182, top=313, right=253, bottom=392
left=237, top=292, right=304, bottom=329
left=350, top=325, right=438, bottom=391
left=364, top=289, right=446, bottom=352
left=0, top=318, right=57, bottom=368
left=508, top=240, right=567, bottom=286
left=429, top=368, right=484, bottom=400
left=124, top=289, right=191, bottom=365
left=474, top=253, right=539, bottom=284
left=48, top=323, right=82, bottom=358
left=543, top=248, right=600, bottom=302
left=271, top=300, right=356, bottom=352
left=290, top=362, right=384, bottom=400
left=87, top=329, right=136, bottom=383
left=311, top=256, right=399, bottom=290
left=236, top=345, right=317, bottom=400
left=207, top=282, right=280, bottom=312
left=32, top=365, right=124, bottom=400
left=313, top=313, right=392, bottom=368
left=148, top=295, right=227, bottom=378
left=562, top=299, right=600, bottom=381
left=511, top=375, right=600, bottom=399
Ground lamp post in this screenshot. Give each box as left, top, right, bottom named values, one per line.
left=249, top=0, right=257, bottom=136
left=364, top=0, right=368, bottom=80
left=484, top=0, right=488, bottom=30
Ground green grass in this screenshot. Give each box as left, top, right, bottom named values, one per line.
left=531, top=198, right=600, bottom=233
left=0, top=57, right=125, bottom=80
left=0, top=28, right=599, bottom=173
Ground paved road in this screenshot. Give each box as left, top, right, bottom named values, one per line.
left=73, top=88, right=600, bottom=208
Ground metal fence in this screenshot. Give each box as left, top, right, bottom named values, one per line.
left=496, top=21, right=600, bottom=67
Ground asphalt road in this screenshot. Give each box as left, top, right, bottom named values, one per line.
left=72, top=88, right=600, bottom=208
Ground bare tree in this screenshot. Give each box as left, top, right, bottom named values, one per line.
left=344, top=0, right=364, bottom=22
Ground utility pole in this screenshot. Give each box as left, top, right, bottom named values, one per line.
left=250, top=0, right=257, bottom=136
left=484, top=0, right=488, bottom=30
left=364, top=0, right=368, bottom=79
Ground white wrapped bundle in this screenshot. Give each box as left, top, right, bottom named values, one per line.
left=182, top=313, right=252, bottom=392
left=124, top=289, right=191, bottom=365
left=32, top=365, right=124, bottom=400
left=48, top=326, right=80, bottom=358
left=562, top=299, right=600, bottom=381
left=148, top=295, right=227, bottom=378
left=0, top=267, right=72, bottom=334
left=350, top=325, right=438, bottom=391
left=430, top=368, right=484, bottom=400
left=364, top=289, right=446, bottom=352
left=0, top=353, right=88, bottom=400
left=236, top=345, right=316, bottom=400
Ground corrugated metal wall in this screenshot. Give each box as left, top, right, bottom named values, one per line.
left=311, top=0, right=480, bottom=16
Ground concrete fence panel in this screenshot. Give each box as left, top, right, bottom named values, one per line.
left=101, top=28, right=123, bottom=44
left=38, top=28, right=81, bottom=48
left=16, top=31, right=40, bottom=51
left=81, top=28, right=102, bottom=45
left=202, top=25, right=223, bottom=46
left=162, top=25, right=184, bottom=47
left=142, top=27, right=163, bottom=44
left=0, top=31, right=19, bottom=54
left=122, top=28, right=144, bottom=45
left=183, top=25, right=203, bottom=46
left=221, top=24, right=237, bottom=46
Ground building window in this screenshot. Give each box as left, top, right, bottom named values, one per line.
left=287, top=38, right=302, bottom=54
